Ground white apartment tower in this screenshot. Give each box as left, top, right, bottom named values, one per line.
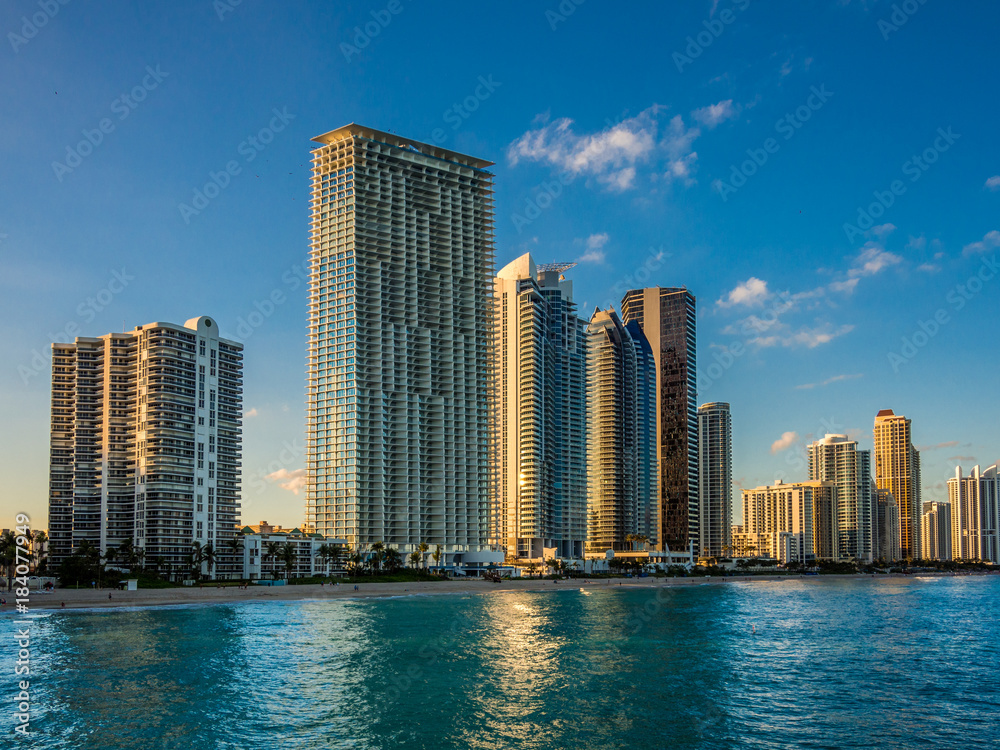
left=948, top=465, right=1000, bottom=563
left=873, top=409, right=921, bottom=559
left=585, top=308, right=657, bottom=554
left=48, top=317, right=243, bottom=578
left=305, top=125, right=495, bottom=562
left=492, top=254, right=587, bottom=561
left=808, top=434, right=873, bottom=562
left=697, top=402, right=731, bottom=558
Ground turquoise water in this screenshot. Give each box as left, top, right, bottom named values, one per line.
left=4, top=577, right=1000, bottom=749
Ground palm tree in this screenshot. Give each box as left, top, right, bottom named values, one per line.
left=32, top=530, right=48, bottom=574
left=202, top=544, right=217, bottom=580
left=347, top=550, right=364, bottom=577
left=408, top=551, right=421, bottom=568
left=369, top=541, right=386, bottom=574
left=525, top=561, right=539, bottom=578
left=265, top=541, right=283, bottom=580
left=384, top=548, right=403, bottom=573
left=280, top=542, right=297, bottom=579
left=316, top=543, right=333, bottom=577
left=432, top=544, right=443, bottom=573
left=74, top=539, right=102, bottom=587
left=227, top=536, right=244, bottom=580
left=118, top=537, right=139, bottom=570
left=0, top=531, right=16, bottom=590
left=190, top=541, right=206, bottom=580
left=419, top=541, right=429, bottom=570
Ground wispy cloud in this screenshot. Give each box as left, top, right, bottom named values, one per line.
left=847, top=242, right=903, bottom=279
left=771, top=431, right=799, bottom=454
left=870, top=223, right=896, bottom=239
left=948, top=455, right=976, bottom=462
left=508, top=105, right=705, bottom=191
left=917, top=440, right=960, bottom=452
left=752, top=323, right=854, bottom=349
left=916, top=262, right=941, bottom=273
left=962, top=229, right=1000, bottom=256
left=716, top=277, right=769, bottom=308
left=266, top=467, right=306, bottom=494
left=244, top=407, right=259, bottom=418
left=795, top=373, right=863, bottom=390
left=985, top=175, right=1000, bottom=191
left=575, top=232, right=609, bottom=264
left=692, top=100, right=737, bottom=129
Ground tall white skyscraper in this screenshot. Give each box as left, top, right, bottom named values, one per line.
left=585, top=308, right=657, bottom=554
left=305, top=125, right=495, bottom=563
left=48, top=317, right=243, bottom=579
left=698, top=402, right=731, bottom=558
left=808, top=434, right=873, bottom=562
left=948, top=465, right=1000, bottom=563
left=491, top=254, right=587, bottom=561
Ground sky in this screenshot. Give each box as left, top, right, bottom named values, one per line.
left=2, top=0, right=998, bottom=529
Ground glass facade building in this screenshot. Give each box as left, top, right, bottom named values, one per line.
left=305, top=125, right=494, bottom=559
left=621, top=287, right=698, bottom=554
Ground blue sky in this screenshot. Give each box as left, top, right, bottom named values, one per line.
left=2, top=0, right=998, bottom=528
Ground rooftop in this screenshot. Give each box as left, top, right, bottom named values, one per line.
left=311, top=123, right=494, bottom=170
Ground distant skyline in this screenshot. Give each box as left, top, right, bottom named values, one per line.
left=2, top=1, right=998, bottom=528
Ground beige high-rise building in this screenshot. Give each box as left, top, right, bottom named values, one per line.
left=304, top=125, right=496, bottom=566
left=873, top=409, right=921, bottom=559
left=740, top=480, right=836, bottom=564
left=491, top=254, right=587, bottom=561
left=48, top=317, right=243, bottom=579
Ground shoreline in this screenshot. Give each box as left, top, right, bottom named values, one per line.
left=3, top=570, right=996, bottom=613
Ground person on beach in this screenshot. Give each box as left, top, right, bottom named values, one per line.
left=108, top=593, right=112, bottom=600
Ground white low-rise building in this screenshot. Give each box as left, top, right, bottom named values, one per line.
left=240, top=528, right=348, bottom=580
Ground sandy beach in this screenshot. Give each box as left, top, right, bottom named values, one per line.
left=6, top=571, right=992, bottom=611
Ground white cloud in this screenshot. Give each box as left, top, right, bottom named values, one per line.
left=771, top=431, right=799, bottom=454
left=962, top=229, right=1000, bottom=256
left=828, top=278, right=859, bottom=294
left=916, top=441, right=959, bottom=452
left=586, top=233, right=608, bottom=250
left=751, top=323, right=854, bottom=349
left=850, top=242, right=903, bottom=277
left=266, top=468, right=306, bottom=495
left=576, top=233, right=609, bottom=264
left=692, top=100, right=737, bottom=129
left=508, top=105, right=704, bottom=191
left=870, top=223, right=896, bottom=239
left=795, top=373, right=863, bottom=390
left=916, top=263, right=940, bottom=273
left=244, top=408, right=259, bottom=418
left=716, top=277, right=769, bottom=308
left=578, top=250, right=605, bottom=264
left=906, top=235, right=927, bottom=251
left=985, top=175, right=1000, bottom=191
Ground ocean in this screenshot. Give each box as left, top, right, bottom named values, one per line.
left=4, top=576, right=999, bottom=749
